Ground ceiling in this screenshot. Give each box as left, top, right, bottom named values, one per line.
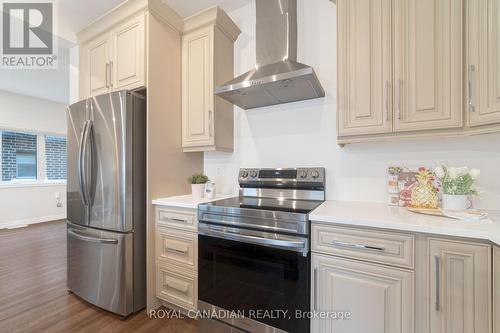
left=58, top=0, right=252, bottom=42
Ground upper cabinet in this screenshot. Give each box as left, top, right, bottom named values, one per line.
left=111, top=14, right=145, bottom=90
left=80, top=12, right=145, bottom=98
left=337, top=0, right=500, bottom=145
left=393, top=0, right=463, bottom=132
left=467, top=0, right=500, bottom=127
left=337, top=0, right=393, bottom=136
left=181, top=7, right=241, bottom=153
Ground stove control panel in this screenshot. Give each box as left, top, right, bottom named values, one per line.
left=238, top=168, right=325, bottom=183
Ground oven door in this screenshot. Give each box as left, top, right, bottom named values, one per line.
left=198, top=228, right=310, bottom=333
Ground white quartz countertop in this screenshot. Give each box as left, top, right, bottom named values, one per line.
left=310, top=201, right=500, bottom=246
left=152, top=194, right=236, bottom=209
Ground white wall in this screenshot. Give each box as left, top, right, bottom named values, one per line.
left=204, top=1, right=500, bottom=210
left=0, top=90, right=67, bottom=228
left=0, top=90, right=67, bottom=134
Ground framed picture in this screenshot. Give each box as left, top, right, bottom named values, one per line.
left=388, top=167, right=421, bottom=207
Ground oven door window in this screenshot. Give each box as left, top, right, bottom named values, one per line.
left=198, top=234, right=310, bottom=333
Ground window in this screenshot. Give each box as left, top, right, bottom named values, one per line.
left=1, top=131, right=38, bottom=182
left=0, top=130, right=67, bottom=184
left=16, top=151, right=37, bottom=179
left=45, top=136, right=67, bottom=180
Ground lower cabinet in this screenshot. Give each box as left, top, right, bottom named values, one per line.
left=155, top=205, right=198, bottom=313
left=428, top=239, right=491, bottom=333
left=494, top=247, right=500, bottom=333
left=311, top=254, right=414, bottom=333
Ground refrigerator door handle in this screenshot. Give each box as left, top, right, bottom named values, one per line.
left=78, top=121, right=90, bottom=206
left=68, top=229, right=118, bottom=245
left=87, top=119, right=97, bottom=207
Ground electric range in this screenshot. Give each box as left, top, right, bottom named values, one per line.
left=197, top=168, right=325, bottom=333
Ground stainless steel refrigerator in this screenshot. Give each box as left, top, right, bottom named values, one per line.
left=66, top=90, right=146, bottom=317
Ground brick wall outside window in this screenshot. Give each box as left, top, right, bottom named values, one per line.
left=45, top=136, right=67, bottom=180
left=1, top=132, right=37, bottom=181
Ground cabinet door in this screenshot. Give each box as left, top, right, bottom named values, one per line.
left=495, top=247, right=500, bottom=333
left=337, top=0, right=393, bottom=136
left=393, top=0, right=463, bottom=132
left=112, top=13, right=145, bottom=90
left=429, top=239, right=491, bottom=333
left=85, top=33, right=111, bottom=97
left=312, top=254, right=414, bottom=333
left=468, top=0, right=500, bottom=126
left=182, top=26, right=214, bottom=148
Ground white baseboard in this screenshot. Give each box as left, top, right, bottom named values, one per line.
left=0, top=214, right=66, bottom=229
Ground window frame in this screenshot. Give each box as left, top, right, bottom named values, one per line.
left=0, top=129, right=67, bottom=187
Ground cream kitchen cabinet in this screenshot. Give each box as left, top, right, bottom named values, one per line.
left=337, top=0, right=393, bottom=136
left=181, top=7, right=240, bottom=152
left=155, top=205, right=199, bottom=312
left=79, top=12, right=146, bottom=99
left=338, top=0, right=462, bottom=139
left=494, top=247, right=500, bottom=333
left=311, top=254, right=414, bottom=333
left=83, top=33, right=112, bottom=97
left=428, top=239, right=491, bottom=333
left=467, top=0, right=500, bottom=127
left=337, top=0, right=500, bottom=145
left=393, top=0, right=463, bottom=132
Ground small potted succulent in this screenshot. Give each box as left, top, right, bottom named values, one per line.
left=434, top=165, right=480, bottom=210
left=188, top=174, right=209, bottom=200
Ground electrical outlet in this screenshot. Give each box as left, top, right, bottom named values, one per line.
left=216, top=167, right=223, bottom=177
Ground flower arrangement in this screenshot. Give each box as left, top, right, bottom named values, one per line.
left=433, top=166, right=480, bottom=195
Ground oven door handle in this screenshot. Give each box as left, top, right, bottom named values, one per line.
left=200, top=229, right=307, bottom=253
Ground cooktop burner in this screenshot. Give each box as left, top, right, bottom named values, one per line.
left=204, top=196, right=324, bottom=214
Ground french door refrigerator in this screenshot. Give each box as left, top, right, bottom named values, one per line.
left=66, top=90, right=146, bottom=316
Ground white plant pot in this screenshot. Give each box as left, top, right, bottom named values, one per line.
left=191, top=184, right=206, bottom=200
left=442, top=194, right=472, bottom=211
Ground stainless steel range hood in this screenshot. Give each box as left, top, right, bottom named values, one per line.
left=215, top=0, right=325, bottom=110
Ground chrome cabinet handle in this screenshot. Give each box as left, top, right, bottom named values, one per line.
left=435, top=256, right=441, bottom=311
left=105, top=63, right=109, bottom=88
left=68, top=229, right=118, bottom=244
left=208, top=110, right=213, bottom=137
left=314, top=267, right=318, bottom=311
left=169, top=218, right=188, bottom=223
left=469, top=65, right=476, bottom=112
left=332, top=240, right=385, bottom=252
left=385, top=81, right=390, bottom=121
left=165, top=245, right=189, bottom=254
left=397, top=79, right=402, bottom=120
left=109, top=61, right=113, bottom=88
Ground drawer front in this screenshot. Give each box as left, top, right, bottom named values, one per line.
left=156, top=227, right=197, bottom=271
left=156, top=262, right=197, bottom=311
left=156, top=207, right=197, bottom=232
left=312, top=224, right=414, bottom=268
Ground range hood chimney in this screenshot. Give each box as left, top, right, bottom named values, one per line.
left=215, top=0, right=325, bottom=110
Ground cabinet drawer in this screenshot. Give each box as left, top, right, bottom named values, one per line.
left=156, top=262, right=197, bottom=311
left=312, top=224, right=414, bottom=269
left=156, top=227, right=197, bottom=271
left=156, top=207, right=197, bottom=232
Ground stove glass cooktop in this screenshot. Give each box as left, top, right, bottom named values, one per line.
left=203, top=196, right=324, bottom=214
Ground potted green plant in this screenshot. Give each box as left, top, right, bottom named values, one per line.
left=434, top=165, right=480, bottom=210
left=188, top=174, right=209, bottom=200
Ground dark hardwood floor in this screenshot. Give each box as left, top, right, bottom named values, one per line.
left=0, top=221, right=198, bottom=333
